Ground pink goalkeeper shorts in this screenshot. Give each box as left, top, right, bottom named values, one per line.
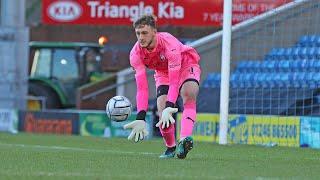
left=154, top=64, right=201, bottom=89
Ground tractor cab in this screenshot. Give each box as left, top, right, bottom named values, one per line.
left=28, top=41, right=104, bottom=110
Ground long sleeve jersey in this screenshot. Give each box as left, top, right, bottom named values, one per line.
left=130, top=32, right=200, bottom=112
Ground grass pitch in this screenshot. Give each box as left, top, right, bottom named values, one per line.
left=0, top=132, right=319, bottom=179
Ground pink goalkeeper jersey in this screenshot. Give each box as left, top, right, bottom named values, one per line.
left=130, top=32, right=200, bottom=112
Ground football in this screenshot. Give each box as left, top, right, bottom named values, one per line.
left=106, top=96, right=132, bottom=122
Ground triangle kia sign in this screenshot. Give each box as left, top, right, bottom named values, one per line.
left=42, top=0, right=291, bottom=26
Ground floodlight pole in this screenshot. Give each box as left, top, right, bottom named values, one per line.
left=219, top=0, right=233, bottom=145
left=0, top=0, right=29, bottom=110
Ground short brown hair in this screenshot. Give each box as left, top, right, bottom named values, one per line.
left=133, top=15, right=157, bottom=29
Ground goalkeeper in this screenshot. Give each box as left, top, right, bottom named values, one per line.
left=123, top=15, right=201, bottom=159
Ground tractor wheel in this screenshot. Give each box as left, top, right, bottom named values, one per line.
left=27, top=82, right=61, bottom=110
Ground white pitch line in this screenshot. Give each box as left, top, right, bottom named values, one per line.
left=0, top=170, right=156, bottom=178
left=0, top=142, right=158, bottom=156
left=0, top=142, right=210, bottom=158
left=1, top=142, right=316, bottom=161
left=0, top=169, right=232, bottom=179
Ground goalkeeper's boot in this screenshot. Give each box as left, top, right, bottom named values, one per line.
left=176, top=136, right=193, bottom=159
left=159, top=146, right=176, bottom=159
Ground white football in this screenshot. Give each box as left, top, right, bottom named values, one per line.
left=106, top=96, right=132, bottom=122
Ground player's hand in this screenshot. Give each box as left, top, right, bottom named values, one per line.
left=156, top=107, right=178, bottom=129
left=123, top=120, right=149, bottom=142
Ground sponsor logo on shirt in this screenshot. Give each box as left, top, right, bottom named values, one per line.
left=169, top=63, right=180, bottom=69
left=159, top=54, right=166, bottom=61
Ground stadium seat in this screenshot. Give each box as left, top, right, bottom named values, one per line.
left=266, top=60, right=277, bottom=72
left=283, top=48, right=293, bottom=59
left=299, top=35, right=318, bottom=47
left=309, top=35, right=318, bottom=46
left=307, top=47, right=316, bottom=59
left=265, top=48, right=278, bottom=60
left=315, top=47, right=320, bottom=59
left=278, top=60, right=290, bottom=72
left=298, top=35, right=309, bottom=47
left=299, top=47, right=308, bottom=59
left=235, top=61, right=246, bottom=73
left=256, top=73, right=267, bottom=88
left=280, top=73, right=290, bottom=88
left=316, top=36, right=320, bottom=47
left=298, top=59, right=308, bottom=72
left=230, top=74, right=238, bottom=88
left=291, top=47, right=301, bottom=60
left=273, top=73, right=281, bottom=88
left=275, top=48, right=286, bottom=60
left=260, top=61, right=269, bottom=72
left=313, top=72, right=320, bottom=88
left=243, top=61, right=254, bottom=72
left=312, top=59, right=320, bottom=70
left=203, top=73, right=221, bottom=88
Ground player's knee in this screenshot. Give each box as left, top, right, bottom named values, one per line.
left=180, top=87, right=198, bottom=102
left=181, top=91, right=197, bottom=103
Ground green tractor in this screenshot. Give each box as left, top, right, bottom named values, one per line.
left=28, top=41, right=108, bottom=110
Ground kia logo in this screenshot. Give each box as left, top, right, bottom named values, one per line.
left=48, top=1, right=82, bottom=22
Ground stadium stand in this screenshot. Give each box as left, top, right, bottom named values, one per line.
left=201, top=35, right=320, bottom=116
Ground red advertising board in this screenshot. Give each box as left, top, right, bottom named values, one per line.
left=42, top=0, right=292, bottom=26
left=18, top=111, right=79, bottom=135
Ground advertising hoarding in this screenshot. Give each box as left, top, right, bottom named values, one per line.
left=42, top=0, right=291, bottom=26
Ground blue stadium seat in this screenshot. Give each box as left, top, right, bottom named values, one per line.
left=260, top=61, right=269, bottom=72
left=290, top=73, right=300, bottom=88
left=307, top=47, right=316, bottom=59
left=274, top=48, right=286, bottom=60
left=257, top=73, right=268, bottom=88
left=308, top=59, right=316, bottom=71
left=265, top=73, right=275, bottom=88
left=315, top=47, right=320, bottom=59
left=270, top=73, right=286, bottom=88
left=313, top=72, right=320, bottom=88
left=306, top=72, right=315, bottom=88
left=235, top=61, right=246, bottom=73
left=298, top=35, right=320, bottom=47
left=283, top=48, right=293, bottom=60
left=202, top=79, right=211, bottom=88
left=313, top=59, right=320, bottom=70
left=203, top=73, right=215, bottom=88
left=309, top=35, right=318, bottom=46
left=266, top=60, right=277, bottom=72
left=316, top=37, right=320, bottom=47
left=230, top=73, right=238, bottom=88
left=246, top=73, right=255, bottom=88
left=265, top=48, right=278, bottom=60
left=243, top=61, right=255, bottom=72
left=299, top=59, right=309, bottom=72
left=280, top=73, right=290, bottom=88
left=204, top=73, right=221, bottom=88
left=289, top=59, right=308, bottom=72
left=239, top=61, right=261, bottom=73
left=291, top=47, right=301, bottom=60
left=298, top=35, right=309, bottom=47
left=299, top=47, right=308, bottom=59
left=236, top=61, right=260, bottom=73
left=278, top=60, right=290, bottom=72
left=252, top=61, right=262, bottom=72
left=299, top=35, right=318, bottom=47
left=252, top=73, right=260, bottom=88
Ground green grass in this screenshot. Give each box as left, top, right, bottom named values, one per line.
left=0, top=133, right=319, bottom=179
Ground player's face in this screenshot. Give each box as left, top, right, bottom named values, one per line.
left=135, top=25, right=156, bottom=49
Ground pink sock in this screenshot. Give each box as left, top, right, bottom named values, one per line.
left=180, top=100, right=196, bottom=139
left=159, top=124, right=176, bottom=147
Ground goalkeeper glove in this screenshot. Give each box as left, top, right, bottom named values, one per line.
left=156, top=107, right=178, bottom=129
left=123, top=120, right=149, bottom=142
